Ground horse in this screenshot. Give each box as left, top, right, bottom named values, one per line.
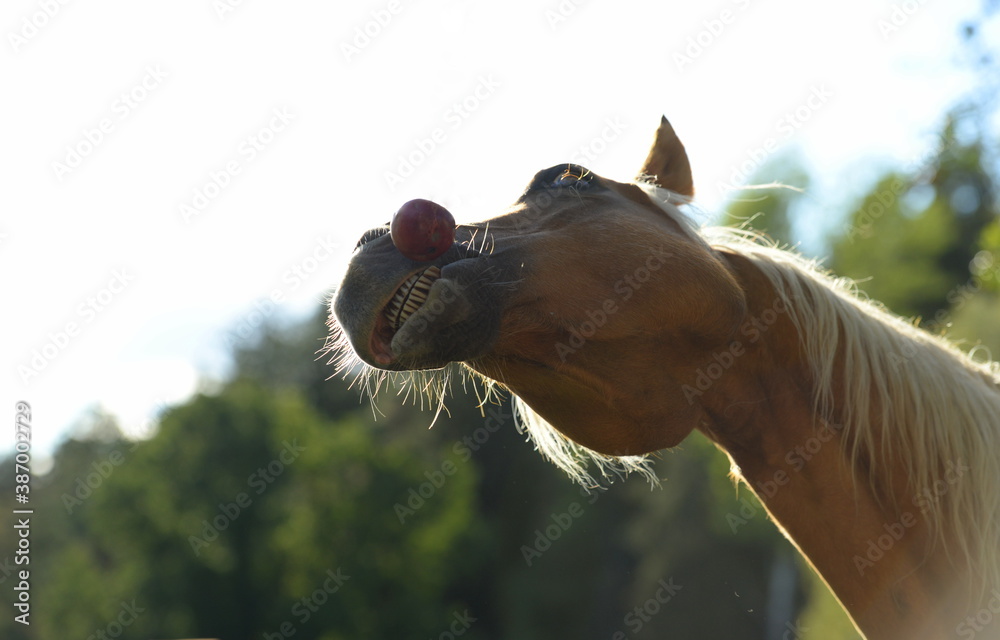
left=327, top=117, right=1000, bottom=639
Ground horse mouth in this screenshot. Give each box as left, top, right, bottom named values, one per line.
left=369, top=265, right=443, bottom=365
left=336, top=237, right=502, bottom=372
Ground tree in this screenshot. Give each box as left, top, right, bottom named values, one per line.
left=23, top=380, right=486, bottom=639
left=830, top=114, right=996, bottom=325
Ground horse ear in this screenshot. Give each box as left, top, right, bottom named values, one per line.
left=636, top=116, right=694, bottom=197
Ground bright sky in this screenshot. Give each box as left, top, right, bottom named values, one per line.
left=2, top=0, right=991, bottom=462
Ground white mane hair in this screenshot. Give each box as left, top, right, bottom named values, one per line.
left=326, top=182, right=1000, bottom=598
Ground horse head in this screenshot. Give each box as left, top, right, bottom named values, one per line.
left=332, top=117, right=748, bottom=457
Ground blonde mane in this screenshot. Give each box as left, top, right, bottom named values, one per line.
left=325, top=187, right=1000, bottom=599
left=707, top=226, right=1000, bottom=598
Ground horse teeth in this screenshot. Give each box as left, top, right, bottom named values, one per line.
left=384, top=265, right=443, bottom=331
left=409, top=289, right=428, bottom=304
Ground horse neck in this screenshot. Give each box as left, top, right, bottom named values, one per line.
left=697, top=249, right=980, bottom=640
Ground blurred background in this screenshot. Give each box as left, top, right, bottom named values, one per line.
left=2, top=0, right=999, bottom=638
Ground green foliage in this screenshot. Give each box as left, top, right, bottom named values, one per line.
left=830, top=116, right=997, bottom=324
left=9, top=380, right=484, bottom=640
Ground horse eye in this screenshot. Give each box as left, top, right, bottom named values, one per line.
left=527, top=164, right=594, bottom=192
left=355, top=224, right=390, bottom=250
left=551, top=164, right=592, bottom=188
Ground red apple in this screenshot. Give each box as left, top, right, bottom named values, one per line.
left=390, top=199, right=456, bottom=261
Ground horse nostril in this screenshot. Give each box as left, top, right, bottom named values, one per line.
left=390, top=199, right=456, bottom=262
